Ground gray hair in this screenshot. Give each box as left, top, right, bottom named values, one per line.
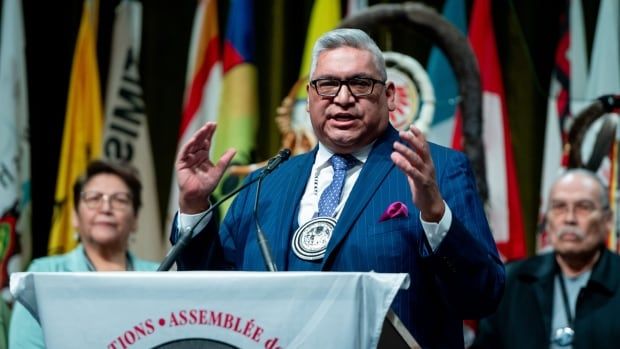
left=309, top=28, right=387, bottom=81
left=548, top=168, right=610, bottom=210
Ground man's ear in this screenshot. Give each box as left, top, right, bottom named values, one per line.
left=542, top=215, right=550, bottom=233
left=306, top=84, right=310, bottom=112
left=386, top=81, right=396, bottom=111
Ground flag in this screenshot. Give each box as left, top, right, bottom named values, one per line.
left=582, top=0, right=620, bottom=251
left=345, top=0, right=368, bottom=17
left=290, top=0, right=341, bottom=149
left=583, top=0, right=619, bottom=100
left=426, top=4, right=477, bottom=341
left=425, top=0, right=467, bottom=148
left=166, top=0, right=222, bottom=227
left=297, top=0, right=341, bottom=82
left=537, top=0, right=574, bottom=251
left=211, top=0, right=259, bottom=214
left=102, top=0, right=164, bottom=261
left=48, top=0, right=103, bottom=255
left=0, top=0, right=31, bottom=289
left=569, top=0, right=588, bottom=104
left=469, top=0, right=526, bottom=261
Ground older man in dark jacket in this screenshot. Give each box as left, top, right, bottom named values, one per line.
left=473, top=169, right=620, bottom=349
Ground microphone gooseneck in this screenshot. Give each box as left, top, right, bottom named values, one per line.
left=253, top=174, right=277, bottom=271
left=158, top=175, right=260, bottom=271
left=255, top=148, right=290, bottom=271
left=157, top=149, right=291, bottom=272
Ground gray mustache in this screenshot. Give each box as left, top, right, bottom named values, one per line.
left=556, top=227, right=585, bottom=240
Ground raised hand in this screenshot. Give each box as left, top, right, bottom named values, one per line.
left=390, top=125, right=445, bottom=222
left=176, top=122, right=236, bottom=214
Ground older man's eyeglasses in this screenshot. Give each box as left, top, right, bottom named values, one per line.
left=310, top=77, right=385, bottom=97
left=548, top=200, right=603, bottom=218
left=80, top=191, right=133, bottom=211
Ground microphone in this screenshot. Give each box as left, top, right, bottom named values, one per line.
left=261, top=148, right=291, bottom=175
left=158, top=149, right=291, bottom=271
left=253, top=173, right=275, bottom=271
left=254, top=149, right=290, bottom=271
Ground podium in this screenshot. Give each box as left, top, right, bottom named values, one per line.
left=11, top=271, right=419, bottom=349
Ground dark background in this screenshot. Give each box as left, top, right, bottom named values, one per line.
left=6, top=0, right=602, bottom=258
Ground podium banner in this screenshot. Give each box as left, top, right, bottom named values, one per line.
left=11, top=271, right=409, bottom=349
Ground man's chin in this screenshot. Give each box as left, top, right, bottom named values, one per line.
left=323, top=135, right=361, bottom=152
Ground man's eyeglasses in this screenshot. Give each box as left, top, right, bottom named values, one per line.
left=80, top=191, right=133, bottom=211
left=548, top=200, right=604, bottom=218
left=310, top=77, right=386, bottom=97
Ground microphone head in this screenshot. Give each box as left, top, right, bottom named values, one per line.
left=263, top=149, right=292, bottom=174
left=279, top=148, right=291, bottom=160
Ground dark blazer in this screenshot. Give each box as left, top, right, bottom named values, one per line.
left=174, top=125, right=504, bottom=348
left=473, top=247, right=620, bottom=349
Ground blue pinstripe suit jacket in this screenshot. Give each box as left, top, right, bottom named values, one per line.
left=175, top=125, right=505, bottom=348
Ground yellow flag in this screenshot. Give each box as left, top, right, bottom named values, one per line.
left=298, top=0, right=341, bottom=83
left=289, top=0, right=341, bottom=149
left=48, top=0, right=102, bottom=255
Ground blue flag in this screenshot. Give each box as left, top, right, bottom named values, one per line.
left=425, top=0, right=467, bottom=147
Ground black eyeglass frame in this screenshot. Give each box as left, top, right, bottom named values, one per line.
left=310, top=77, right=386, bottom=97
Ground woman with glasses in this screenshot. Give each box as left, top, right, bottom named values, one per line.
left=9, top=160, right=158, bottom=349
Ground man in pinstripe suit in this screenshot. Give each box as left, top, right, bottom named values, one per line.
left=171, top=28, right=504, bottom=348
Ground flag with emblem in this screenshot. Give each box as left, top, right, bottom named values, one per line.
left=0, top=0, right=31, bottom=288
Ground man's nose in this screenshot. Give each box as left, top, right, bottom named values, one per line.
left=334, top=83, right=355, bottom=104
left=563, top=207, right=578, bottom=223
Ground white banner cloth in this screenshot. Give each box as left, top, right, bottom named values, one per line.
left=11, top=271, right=409, bottom=349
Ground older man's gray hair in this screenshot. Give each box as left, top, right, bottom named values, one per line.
left=309, top=28, right=387, bottom=81
left=548, top=168, right=610, bottom=211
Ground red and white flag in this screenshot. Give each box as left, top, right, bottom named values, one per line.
left=468, top=0, right=526, bottom=261
left=166, top=0, right=222, bottom=228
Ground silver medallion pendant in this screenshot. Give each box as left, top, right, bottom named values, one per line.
left=551, top=326, right=574, bottom=347
left=291, top=216, right=337, bottom=260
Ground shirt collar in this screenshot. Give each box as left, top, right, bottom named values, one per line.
left=316, top=141, right=374, bottom=168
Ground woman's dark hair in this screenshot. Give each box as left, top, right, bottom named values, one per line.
left=73, top=160, right=142, bottom=214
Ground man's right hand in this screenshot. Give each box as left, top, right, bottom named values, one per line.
left=176, top=122, right=236, bottom=214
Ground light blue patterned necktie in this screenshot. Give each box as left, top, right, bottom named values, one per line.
left=317, top=154, right=357, bottom=217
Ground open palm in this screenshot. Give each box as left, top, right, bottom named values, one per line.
left=176, top=122, right=236, bottom=213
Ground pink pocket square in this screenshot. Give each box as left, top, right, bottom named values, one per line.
left=379, top=202, right=409, bottom=222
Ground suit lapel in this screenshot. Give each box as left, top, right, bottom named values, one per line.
left=321, top=128, right=398, bottom=270
left=269, top=149, right=316, bottom=270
